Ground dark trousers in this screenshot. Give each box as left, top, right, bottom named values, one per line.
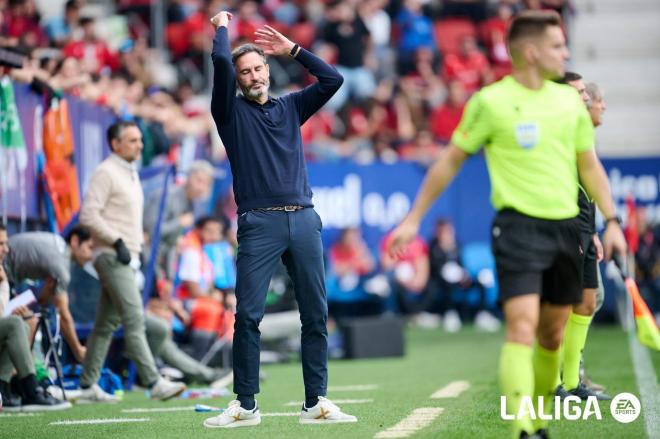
left=233, top=208, right=328, bottom=400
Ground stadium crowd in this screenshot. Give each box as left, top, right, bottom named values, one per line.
left=3, top=0, right=574, bottom=165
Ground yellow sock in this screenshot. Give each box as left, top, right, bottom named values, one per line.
left=532, top=344, right=561, bottom=431
left=500, top=342, right=535, bottom=438
left=562, top=312, right=592, bottom=390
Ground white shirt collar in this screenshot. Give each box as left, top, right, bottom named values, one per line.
left=110, top=153, right=138, bottom=173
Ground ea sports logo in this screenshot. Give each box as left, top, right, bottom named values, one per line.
left=610, top=393, right=641, bottom=423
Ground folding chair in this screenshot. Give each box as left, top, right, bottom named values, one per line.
left=36, top=305, right=67, bottom=400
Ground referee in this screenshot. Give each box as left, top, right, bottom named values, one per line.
left=556, top=73, right=611, bottom=401
left=389, top=11, right=627, bottom=439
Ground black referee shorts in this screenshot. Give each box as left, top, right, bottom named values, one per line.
left=492, top=209, right=583, bottom=306
left=581, top=232, right=599, bottom=290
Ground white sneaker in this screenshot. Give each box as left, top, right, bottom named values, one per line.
left=77, top=384, right=119, bottom=404
left=363, top=274, right=391, bottom=298
left=150, top=377, right=186, bottom=401
left=412, top=312, right=441, bottom=329
left=299, top=397, right=358, bottom=424
left=475, top=310, right=501, bottom=332
left=443, top=310, right=462, bottom=333
left=47, top=385, right=83, bottom=402
left=159, top=366, right=185, bottom=381
left=203, top=399, right=261, bottom=428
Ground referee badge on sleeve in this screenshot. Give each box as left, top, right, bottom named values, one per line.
left=515, top=122, right=539, bottom=149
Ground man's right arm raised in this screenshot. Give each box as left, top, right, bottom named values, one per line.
left=210, top=12, right=236, bottom=124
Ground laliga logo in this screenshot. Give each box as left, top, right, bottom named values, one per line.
left=500, top=396, right=603, bottom=421
left=500, top=392, right=641, bottom=423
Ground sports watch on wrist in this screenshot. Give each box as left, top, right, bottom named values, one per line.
left=605, top=215, right=622, bottom=226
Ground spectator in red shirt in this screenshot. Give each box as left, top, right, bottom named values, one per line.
left=3, top=0, right=47, bottom=47
left=380, top=230, right=430, bottom=313
left=479, top=2, right=513, bottom=78
left=441, top=34, right=493, bottom=95
left=301, top=109, right=337, bottom=160
left=330, top=228, right=375, bottom=278
left=327, top=227, right=378, bottom=302
left=430, top=80, right=467, bottom=144
left=63, top=17, right=118, bottom=74
left=235, top=1, right=266, bottom=42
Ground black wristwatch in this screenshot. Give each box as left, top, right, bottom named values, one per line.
left=605, top=215, right=622, bottom=226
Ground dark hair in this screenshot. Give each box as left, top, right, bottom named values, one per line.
left=231, top=44, right=266, bottom=65
left=110, top=71, right=132, bottom=83
left=0, top=223, right=6, bottom=232
left=106, top=120, right=138, bottom=150
left=555, top=71, right=582, bottom=84
left=338, top=226, right=359, bottom=240
left=79, top=16, right=95, bottom=26
left=435, top=218, right=450, bottom=227
left=65, top=224, right=91, bottom=244
left=65, top=0, right=79, bottom=11
left=507, top=10, right=562, bottom=46
left=195, top=215, right=223, bottom=230
left=9, top=0, right=27, bottom=8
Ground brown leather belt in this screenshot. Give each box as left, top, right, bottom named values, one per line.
left=255, top=205, right=304, bottom=212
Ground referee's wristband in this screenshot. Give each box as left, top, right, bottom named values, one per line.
left=605, top=216, right=622, bottom=226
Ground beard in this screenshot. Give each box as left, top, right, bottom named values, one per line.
left=240, top=79, right=270, bottom=101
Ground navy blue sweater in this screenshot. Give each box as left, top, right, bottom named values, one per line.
left=211, top=27, right=343, bottom=214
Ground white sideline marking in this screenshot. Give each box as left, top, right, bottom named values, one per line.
left=327, top=385, right=379, bottom=392
left=261, top=412, right=299, bottom=417
left=430, top=380, right=470, bottom=399
left=49, top=418, right=150, bottom=426
left=284, top=399, right=373, bottom=407
left=122, top=406, right=194, bottom=413
left=629, top=332, right=660, bottom=439
left=121, top=406, right=299, bottom=417
left=0, top=413, right=42, bottom=418
left=374, top=407, right=444, bottom=438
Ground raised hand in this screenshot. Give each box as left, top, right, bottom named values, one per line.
left=210, top=11, right=233, bottom=30
left=254, top=25, right=295, bottom=57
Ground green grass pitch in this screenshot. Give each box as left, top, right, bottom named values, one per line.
left=2, top=326, right=657, bottom=438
